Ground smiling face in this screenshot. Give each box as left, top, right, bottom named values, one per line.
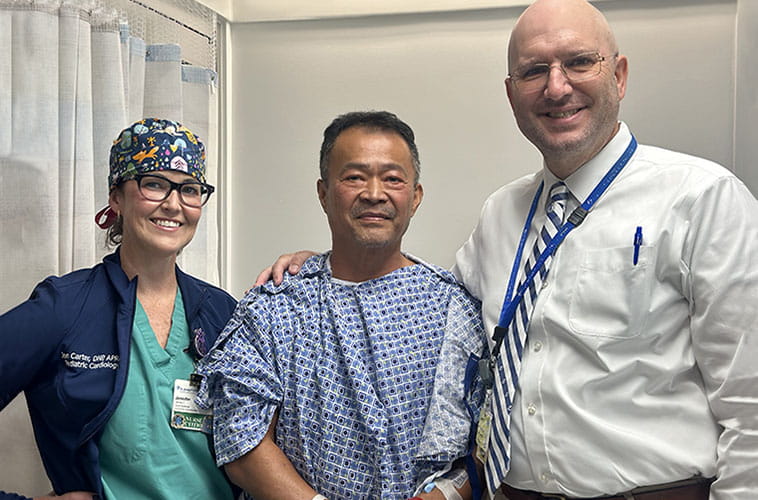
left=109, top=170, right=202, bottom=258
left=505, top=0, right=628, bottom=177
left=317, top=126, right=423, bottom=256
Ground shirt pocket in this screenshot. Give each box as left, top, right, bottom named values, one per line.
left=567, top=246, right=654, bottom=338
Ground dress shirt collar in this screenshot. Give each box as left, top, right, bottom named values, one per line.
left=542, top=122, right=633, bottom=204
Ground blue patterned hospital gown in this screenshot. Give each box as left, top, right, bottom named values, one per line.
left=197, top=253, right=486, bottom=500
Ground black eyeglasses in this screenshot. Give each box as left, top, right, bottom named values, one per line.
left=132, top=173, right=215, bottom=207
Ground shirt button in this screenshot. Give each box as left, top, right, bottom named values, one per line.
left=541, top=473, right=550, bottom=483
left=533, top=341, right=543, bottom=352
left=527, top=404, right=537, bottom=415
left=541, top=280, right=549, bottom=290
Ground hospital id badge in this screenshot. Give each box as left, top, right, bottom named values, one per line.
left=171, top=379, right=213, bottom=433
left=475, top=389, right=493, bottom=462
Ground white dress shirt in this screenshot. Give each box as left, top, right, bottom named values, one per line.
left=454, top=123, right=758, bottom=498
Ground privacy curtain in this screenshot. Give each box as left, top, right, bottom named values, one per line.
left=0, top=0, right=219, bottom=494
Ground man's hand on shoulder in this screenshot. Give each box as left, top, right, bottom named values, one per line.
left=254, top=251, right=317, bottom=286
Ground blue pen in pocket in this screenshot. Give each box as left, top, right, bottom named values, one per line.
left=633, top=226, right=643, bottom=265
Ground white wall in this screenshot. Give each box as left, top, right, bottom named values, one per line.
left=227, top=0, right=738, bottom=297
left=735, top=0, right=758, bottom=191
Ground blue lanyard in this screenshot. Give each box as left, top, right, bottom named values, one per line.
left=492, top=136, right=638, bottom=350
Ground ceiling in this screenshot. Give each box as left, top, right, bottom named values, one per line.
left=195, top=0, right=544, bottom=23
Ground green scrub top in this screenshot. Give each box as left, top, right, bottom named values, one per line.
left=99, top=289, right=233, bottom=499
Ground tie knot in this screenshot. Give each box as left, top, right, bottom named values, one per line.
left=547, top=181, right=568, bottom=207
left=548, top=180, right=568, bottom=198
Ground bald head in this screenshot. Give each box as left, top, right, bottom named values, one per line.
left=509, top=0, right=618, bottom=72
left=504, top=0, right=628, bottom=177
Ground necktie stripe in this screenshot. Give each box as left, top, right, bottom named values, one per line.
left=504, top=333, right=521, bottom=384
left=510, top=316, right=525, bottom=358
left=486, top=181, right=568, bottom=495
left=487, top=369, right=513, bottom=484
left=537, top=266, right=548, bottom=281
left=547, top=210, right=563, bottom=228
left=526, top=281, right=537, bottom=302
left=518, top=300, right=530, bottom=331
left=533, top=240, right=544, bottom=260
left=491, top=369, right=512, bottom=439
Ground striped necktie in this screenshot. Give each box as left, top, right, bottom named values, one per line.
left=485, top=181, right=569, bottom=495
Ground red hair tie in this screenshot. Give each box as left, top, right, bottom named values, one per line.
left=95, top=206, right=118, bottom=229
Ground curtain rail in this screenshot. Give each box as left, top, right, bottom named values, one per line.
left=126, top=0, right=212, bottom=43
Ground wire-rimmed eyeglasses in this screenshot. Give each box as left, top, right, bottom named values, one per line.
left=132, top=173, right=215, bottom=207
left=508, top=52, right=616, bottom=94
